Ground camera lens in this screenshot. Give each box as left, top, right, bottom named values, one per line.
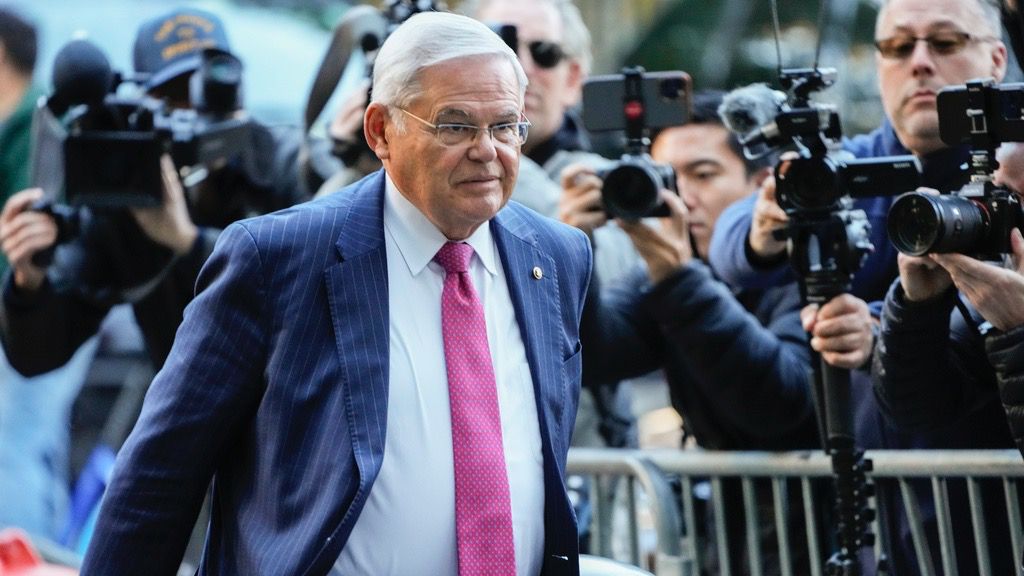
left=776, top=157, right=840, bottom=212
left=887, top=192, right=987, bottom=256
left=603, top=163, right=662, bottom=220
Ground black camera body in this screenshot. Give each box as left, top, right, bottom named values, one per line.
left=888, top=79, right=1024, bottom=260
left=776, top=154, right=921, bottom=215
left=57, top=45, right=250, bottom=208
left=581, top=68, right=691, bottom=220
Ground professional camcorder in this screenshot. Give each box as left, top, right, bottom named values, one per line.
left=888, top=78, right=1024, bottom=260
left=44, top=39, right=250, bottom=209
left=720, top=68, right=920, bottom=301
left=581, top=67, right=691, bottom=220
left=723, top=67, right=921, bottom=574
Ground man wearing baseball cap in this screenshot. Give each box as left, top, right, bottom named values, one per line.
left=0, top=6, right=309, bottom=405
left=134, top=8, right=232, bottom=90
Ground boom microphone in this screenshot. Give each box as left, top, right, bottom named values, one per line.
left=48, top=39, right=113, bottom=117
left=717, top=83, right=785, bottom=138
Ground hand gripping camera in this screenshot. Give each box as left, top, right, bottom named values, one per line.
left=581, top=67, right=691, bottom=220
left=888, top=78, right=1024, bottom=260
left=721, top=69, right=921, bottom=302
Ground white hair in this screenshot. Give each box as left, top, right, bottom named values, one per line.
left=371, top=11, right=528, bottom=120
left=464, top=0, right=593, bottom=75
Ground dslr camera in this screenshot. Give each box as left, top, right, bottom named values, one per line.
left=721, top=68, right=920, bottom=301
left=582, top=67, right=691, bottom=220
left=888, top=78, right=1024, bottom=260
left=44, top=39, right=251, bottom=209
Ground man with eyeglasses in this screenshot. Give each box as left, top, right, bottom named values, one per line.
left=710, top=0, right=1017, bottom=574
left=80, top=11, right=591, bottom=576
left=871, top=1, right=1024, bottom=573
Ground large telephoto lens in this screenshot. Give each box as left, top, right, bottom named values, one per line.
left=887, top=192, right=987, bottom=256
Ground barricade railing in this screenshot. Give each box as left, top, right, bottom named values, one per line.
left=567, top=448, right=1024, bottom=576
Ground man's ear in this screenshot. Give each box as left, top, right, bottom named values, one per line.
left=364, top=102, right=391, bottom=161
left=562, top=59, right=585, bottom=107
left=991, top=41, right=1009, bottom=82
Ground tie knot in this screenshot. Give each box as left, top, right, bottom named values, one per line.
left=434, top=242, right=474, bottom=274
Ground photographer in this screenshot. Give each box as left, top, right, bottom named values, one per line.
left=874, top=0, right=1024, bottom=461
left=872, top=186, right=1022, bottom=447
left=710, top=0, right=1007, bottom=338
left=567, top=91, right=819, bottom=573
left=0, top=8, right=308, bottom=377
left=708, top=1, right=1017, bottom=572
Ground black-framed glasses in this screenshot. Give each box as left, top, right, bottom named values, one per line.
left=397, top=108, right=531, bottom=147
left=525, top=40, right=567, bottom=69
left=874, top=30, right=996, bottom=59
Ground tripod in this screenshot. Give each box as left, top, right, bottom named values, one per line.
left=786, top=215, right=881, bottom=576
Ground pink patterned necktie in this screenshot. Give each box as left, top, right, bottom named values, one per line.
left=434, top=241, right=517, bottom=576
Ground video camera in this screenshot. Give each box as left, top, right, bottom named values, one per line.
left=41, top=39, right=250, bottom=209
left=720, top=68, right=920, bottom=302
left=888, top=78, right=1024, bottom=260
left=581, top=67, right=691, bottom=220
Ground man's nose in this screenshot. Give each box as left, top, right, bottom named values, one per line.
left=467, top=129, right=500, bottom=161
left=677, top=177, right=698, bottom=209
left=908, top=39, right=938, bottom=76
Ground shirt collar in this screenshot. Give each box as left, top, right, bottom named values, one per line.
left=383, top=172, right=498, bottom=277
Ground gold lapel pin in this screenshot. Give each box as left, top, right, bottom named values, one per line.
left=532, top=266, right=543, bottom=280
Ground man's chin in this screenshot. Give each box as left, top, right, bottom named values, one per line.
left=896, top=114, right=941, bottom=149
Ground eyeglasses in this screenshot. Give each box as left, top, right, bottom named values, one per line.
left=397, top=108, right=531, bottom=147
left=874, top=30, right=996, bottom=60
left=524, top=40, right=567, bottom=69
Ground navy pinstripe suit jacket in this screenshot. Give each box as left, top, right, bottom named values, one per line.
left=81, top=170, right=593, bottom=576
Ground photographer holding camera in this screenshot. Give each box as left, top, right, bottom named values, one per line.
left=0, top=7, right=308, bottom=377
left=710, top=0, right=1008, bottom=370
left=566, top=91, right=820, bottom=573
left=873, top=0, right=1024, bottom=462
left=709, top=1, right=1019, bottom=572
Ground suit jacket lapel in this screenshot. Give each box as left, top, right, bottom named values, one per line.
left=324, top=172, right=390, bottom=500
left=491, top=208, right=566, bottom=459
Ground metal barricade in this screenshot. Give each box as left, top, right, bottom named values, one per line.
left=568, top=448, right=1024, bottom=576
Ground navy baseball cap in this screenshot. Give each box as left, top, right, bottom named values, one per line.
left=133, top=8, right=231, bottom=90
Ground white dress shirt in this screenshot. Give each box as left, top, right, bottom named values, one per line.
left=335, top=174, right=545, bottom=575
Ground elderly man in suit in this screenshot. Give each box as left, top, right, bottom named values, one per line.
left=80, top=11, right=591, bottom=576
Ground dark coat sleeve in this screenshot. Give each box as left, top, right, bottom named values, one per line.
left=0, top=273, right=109, bottom=376
left=580, top=265, right=666, bottom=387
left=582, top=259, right=815, bottom=444
left=872, top=279, right=998, bottom=432
left=644, top=261, right=815, bottom=443
left=986, top=324, right=1024, bottom=458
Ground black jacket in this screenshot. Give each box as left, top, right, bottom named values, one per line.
left=872, top=278, right=1019, bottom=576
left=872, top=280, right=1016, bottom=448
left=0, top=121, right=308, bottom=376
left=581, top=259, right=818, bottom=451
